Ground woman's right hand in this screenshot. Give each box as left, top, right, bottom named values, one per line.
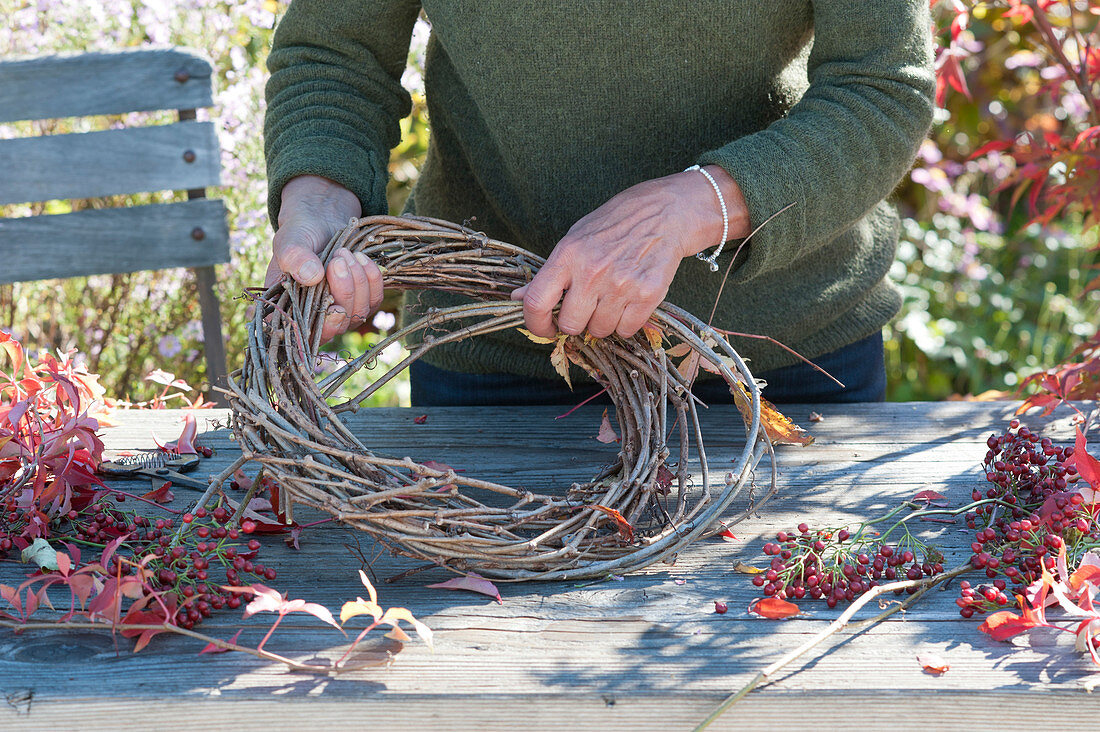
left=265, top=175, right=384, bottom=343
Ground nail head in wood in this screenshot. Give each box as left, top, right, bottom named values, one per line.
left=174, top=68, right=191, bottom=83
left=183, top=149, right=196, bottom=163
left=191, top=227, right=205, bottom=241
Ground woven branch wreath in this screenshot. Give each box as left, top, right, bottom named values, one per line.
left=227, top=215, right=780, bottom=581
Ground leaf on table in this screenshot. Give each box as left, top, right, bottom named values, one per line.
left=21, top=537, right=59, bottom=571
left=158, top=412, right=198, bottom=454
left=748, top=596, right=801, bottom=619
left=732, top=561, right=763, bottom=574
left=426, top=572, right=503, bottom=604
left=808, top=411, right=824, bottom=422
left=719, top=530, right=740, bottom=543
left=916, top=652, right=950, bottom=675
left=232, top=468, right=253, bottom=492
left=141, top=481, right=175, bottom=504
left=912, top=489, right=950, bottom=507
left=413, top=414, right=428, bottom=425
left=591, top=504, right=634, bottom=543
left=596, top=408, right=619, bottom=444
left=978, top=609, right=1041, bottom=641
left=199, top=629, right=243, bottom=655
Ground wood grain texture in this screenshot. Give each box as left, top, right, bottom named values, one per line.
left=2, top=402, right=1098, bottom=728
left=0, top=121, right=221, bottom=205
left=0, top=48, right=212, bottom=123
left=0, top=199, right=229, bottom=282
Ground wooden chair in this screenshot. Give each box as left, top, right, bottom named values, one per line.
left=0, top=47, right=230, bottom=401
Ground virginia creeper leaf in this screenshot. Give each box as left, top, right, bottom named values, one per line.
left=596, top=408, right=619, bottom=443
left=426, top=573, right=503, bottom=604
left=749, top=596, right=801, bottom=619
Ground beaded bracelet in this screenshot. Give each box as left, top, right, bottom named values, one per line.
left=685, top=164, right=728, bottom=272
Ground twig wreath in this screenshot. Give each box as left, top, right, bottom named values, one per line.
left=227, top=215, right=780, bottom=580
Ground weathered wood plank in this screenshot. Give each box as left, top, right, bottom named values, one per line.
left=0, top=619, right=1091, bottom=697
left=0, top=199, right=229, bottom=283
left=0, top=121, right=221, bottom=205
left=1, top=402, right=1095, bottom=726
left=3, top=693, right=1100, bottom=732
left=0, top=48, right=212, bottom=124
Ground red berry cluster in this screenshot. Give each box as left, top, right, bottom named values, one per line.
left=757, top=523, right=944, bottom=608
left=958, top=420, right=1094, bottom=616
left=0, top=494, right=276, bottom=631
left=955, top=579, right=1011, bottom=617
left=100, top=504, right=274, bottom=630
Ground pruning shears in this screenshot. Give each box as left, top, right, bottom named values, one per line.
left=97, top=451, right=208, bottom=491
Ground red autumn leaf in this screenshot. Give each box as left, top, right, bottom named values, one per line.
left=935, top=46, right=971, bottom=107
left=916, top=652, right=950, bottom=675
left=591, top=504, right=634, bottom=542
left=968, top=139, right=1014, bottom=160
left=596, top=408, right=619, bottom=443
left=749, top=596, right=801, bottom=619
left=199, top=629, right=244, bottom=655
left=718, top=528, right=738, bottom=543
left=949, top=10, right=968, bottom=42
left=978, top=610, right=1040, bottom=641
left=426, top=572, right=503, bottom=604
left=141, top=480, right=175, bottom=504
left=158, top=412, right=198, bottom=454
left=1066, top=428, right=1100, bottom=498
left=1070, top=564, right=1100, bottom=593
left=912, top=489, right=949, bottom=506
left=413, top=414, right=428, bottom=424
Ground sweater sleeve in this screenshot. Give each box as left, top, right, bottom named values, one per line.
left=696, top=0, right=935, bottom=281
left=264, top=0, right=422, bottom=226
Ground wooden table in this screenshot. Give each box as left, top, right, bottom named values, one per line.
left=3, top=401, right=1099, bottom=730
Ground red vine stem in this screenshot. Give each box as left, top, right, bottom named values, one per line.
left=0, top=618, right=392, bottom=674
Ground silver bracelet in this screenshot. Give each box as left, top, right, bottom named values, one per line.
left=685, top=164, right=728, bottom=272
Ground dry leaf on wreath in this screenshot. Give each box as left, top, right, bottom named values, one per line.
left=641, top=323, right=664, bottom=351
left=596, top=408, right=620, bottom=443
left=729, top=381, right=814, bottom=446
left=591, top=504, right=635, bottom=543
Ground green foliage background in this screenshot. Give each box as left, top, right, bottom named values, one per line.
left=0, top=1, right=1096, bottom=403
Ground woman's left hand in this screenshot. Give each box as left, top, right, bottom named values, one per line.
left=511, top=165, right=749, bottom=340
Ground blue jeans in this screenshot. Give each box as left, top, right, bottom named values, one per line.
left=410, top=331, right=886, bottom=406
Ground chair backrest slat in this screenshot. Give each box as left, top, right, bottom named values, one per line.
left=0, top=199, right=229, bottom=283
left=0, top=48, right=213, bottom=123
left=0, top=121, right=222, bottom=205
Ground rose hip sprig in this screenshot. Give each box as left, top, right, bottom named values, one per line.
left=747, top=420, right=1100, bottom=619
left=757, top=522, right=945, bottom=608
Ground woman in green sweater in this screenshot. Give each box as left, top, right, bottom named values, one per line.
left=262, top=1, right=936, bottom=406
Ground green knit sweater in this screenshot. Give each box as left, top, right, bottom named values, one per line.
left=265, top=0, right=935, bottom=380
